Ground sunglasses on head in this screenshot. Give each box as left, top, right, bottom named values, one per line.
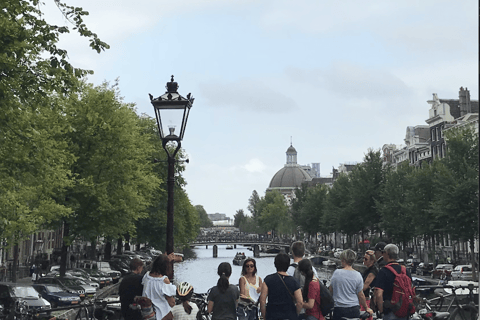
left=365, top=250, right=375, bottom=256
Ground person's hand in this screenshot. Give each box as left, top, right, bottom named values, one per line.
left=366, top=308, right=373, bottom=315
left=256, top=287, right=261, bottom=293
left=167, top=252, right=175, bottom=262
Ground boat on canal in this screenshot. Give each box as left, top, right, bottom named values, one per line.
left=233, top=252, right=246, bottom=266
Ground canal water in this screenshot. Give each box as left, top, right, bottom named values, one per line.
left=173, top=246, right=335, bottom=294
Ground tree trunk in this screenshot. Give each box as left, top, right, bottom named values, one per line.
left=469, top=238, right=477, bottom=281
left=12, top=244, right=18, bottom=283
left=60, top=222, right=69, bottom=277
left=105, top=242, right=112, bottom=261
left=116, top=238, right=122, bottom=255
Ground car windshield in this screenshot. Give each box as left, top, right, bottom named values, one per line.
left=61, top=279, right=78, bottom=286
left=14, top=287, right=39, bottom=298
left=45, top=285, right=66, bottom=293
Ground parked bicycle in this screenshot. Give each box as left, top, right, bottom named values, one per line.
left=415, top=283, right=478, bottom=320
left=189, top=292, right=210, bottom=320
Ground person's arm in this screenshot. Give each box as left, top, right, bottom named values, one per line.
left=303, top=298, right=315, bottom=310
left=357, top=290, right=372, bottom=314
left=207, top=301, right=214, bottom=314
left=374, top=288, right=384, bottom=313
left=239, top=277, right=248, bottom=298
left=259, top=282, right=268, bottom=319
left=166, top=295, right=175, bottom=307
left=257, top=277, right=263, bottom=293
left=362, top=273, right=376, bottom=292
left=294, top=288, right=303, bottom=315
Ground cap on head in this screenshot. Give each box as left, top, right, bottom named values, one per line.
left=374, top=242, right=387, bottom=252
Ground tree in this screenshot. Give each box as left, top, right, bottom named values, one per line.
left=248, top=190, right=261, bottom=221
left=377, top=162, right=415, bottom=252
left=195, top=205, right=213, bottom=228
left=61, top=82, right=159, bottom=245
left=234, top=209, right=247, bottom=228
left=256, top=191, right=290, bottom=236
left=349, top=149, right=385, bottom=238
left=1, top=0, right=108, bottom=279
left=432, top=126, right=478, bottom=277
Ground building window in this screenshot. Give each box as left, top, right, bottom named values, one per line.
left=437, top=127, right=441, bottom=140
left=432, top=128, right=436, bottom=141
left=442, top=143, right=446, bottom=157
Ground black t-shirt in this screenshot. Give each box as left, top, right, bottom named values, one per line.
left=362, top=265, right=378, bottom=298
left=375, top=262, right=412, bottom=314
left=119, top=272, right=144, bottom=320
left=264, top=273, right=301, bottom=320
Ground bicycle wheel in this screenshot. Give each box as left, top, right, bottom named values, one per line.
left=449, top=305, right=478, bottom=320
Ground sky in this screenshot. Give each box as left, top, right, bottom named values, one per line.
left=42, top=0, right=478, bottom=219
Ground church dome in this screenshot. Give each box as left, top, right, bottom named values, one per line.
left=269, top=166, right=312, bottom=188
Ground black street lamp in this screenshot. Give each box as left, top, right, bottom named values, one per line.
left=149, top=75, right=194, bottom=279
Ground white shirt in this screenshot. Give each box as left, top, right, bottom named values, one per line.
left=142, top=273, right=177, bottom=319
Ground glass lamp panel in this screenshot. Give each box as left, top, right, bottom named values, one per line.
left=156, top=108, right=185, bottom=139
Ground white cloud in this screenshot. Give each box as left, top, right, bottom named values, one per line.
left=243, top=158, right=266, bottom=173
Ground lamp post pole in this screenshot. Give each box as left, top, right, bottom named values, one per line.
left=150, top=76, right=194, bottom=280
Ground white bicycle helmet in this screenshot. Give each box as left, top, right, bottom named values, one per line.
left=177, top=282, right=193, bottom=296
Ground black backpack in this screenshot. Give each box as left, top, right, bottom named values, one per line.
left=318, top=281, right=334, bottom=317
left=290, top=263, right=334, bottom=317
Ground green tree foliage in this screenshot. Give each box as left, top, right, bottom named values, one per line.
left=0, top=0, right=108, bottom=246
left=324, top=173, right=351, bottom=235
left=195, top=205, right=213, bottom=228
left=348, top=150, right=385, bottom=236
left=432, top=126, right=478, bottom=258
left=256, top=190, right=290, bottom=236
left=377, top=162, right=415, bottom=248
left=61, top=82, right=159, bottom=243
left=234, top=209, right=247, bottom=228
left=248, top=190, right=261, bottom=221
left=292, top=184, right=328, bottom=237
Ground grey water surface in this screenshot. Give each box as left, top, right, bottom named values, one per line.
left=173, top=246, right=334, bottom=294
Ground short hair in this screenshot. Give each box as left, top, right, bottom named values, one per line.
left=339, top=249, right=356, bottom=266
left=274, top=253, right=290, bottom=272
left=291, top=241, right=305, bottom=258
left=384, top=244, right=399, bottom=260
left=130, top=258, right=144, bottom=271
left=151, top=254, right=169, bottom=275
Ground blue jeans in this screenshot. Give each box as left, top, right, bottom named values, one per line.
left=383, top=312, right=407, bottom=320
left=237, top=304, right=258, bottom=320
left=332, top=306, right=359, bottom=320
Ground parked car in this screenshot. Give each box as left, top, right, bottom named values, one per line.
left=451, top=265, right=473, bottom=280
left=431, top=264, right=454, bottom=279
left=33, top=284, right=81, bottom=308
left=108, top=259, right=130, bottom=275
left=96, top=262, right=121, bottom=283
left=416, top=262, right=434, bottom=276
left=35, top=276, right=86, bottom=300
left=0, top=283, right=51, bottom=318
left=81, top=269, right=111, bottom=288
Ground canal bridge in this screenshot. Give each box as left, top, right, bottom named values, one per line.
left=191, top=235, right=292, bottom=258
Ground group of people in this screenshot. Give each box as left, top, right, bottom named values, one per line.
left=330, top=242, right=413, bottom=320
left=119, top=241, right=410, bottom=320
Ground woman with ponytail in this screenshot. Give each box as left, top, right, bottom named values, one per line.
left=207, top=262, right=239, bottom=320
left=298, top=259, right=323, bottom=320
left=171, top=282, right=199, bottom=320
